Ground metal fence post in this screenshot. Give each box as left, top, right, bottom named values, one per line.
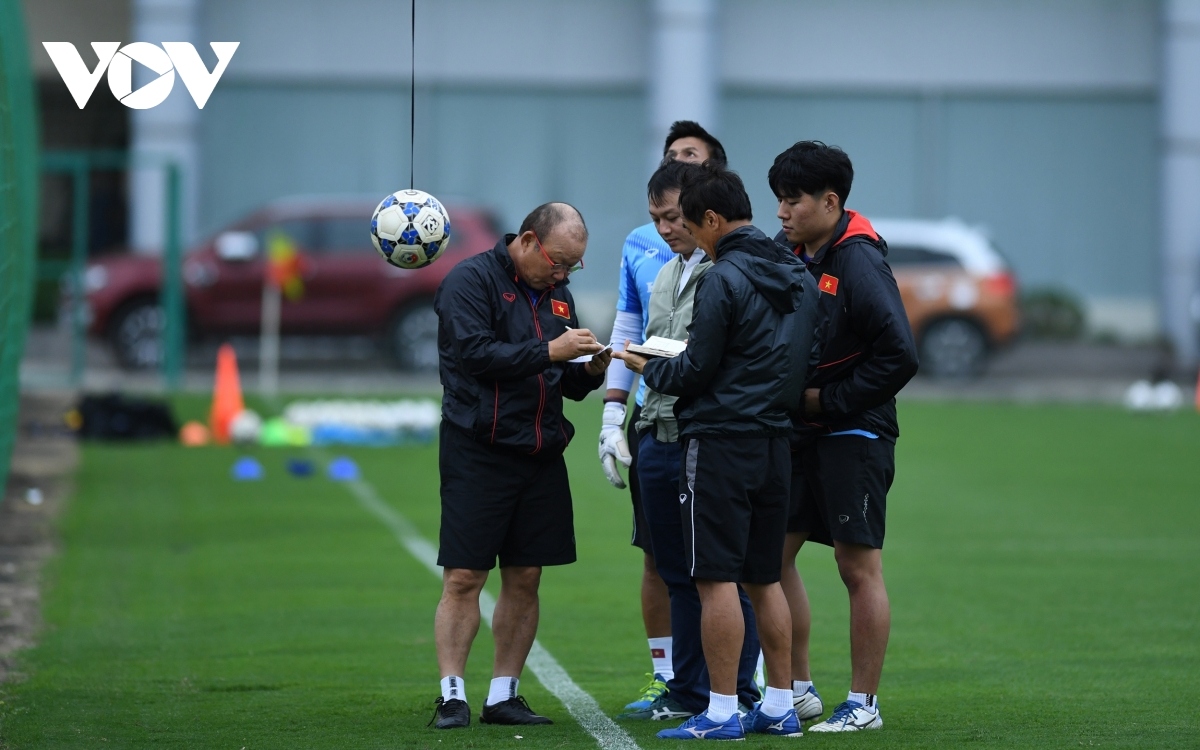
left=69, top=156, right=89, bottom=387
left=161, top=162, right=184, bottom=390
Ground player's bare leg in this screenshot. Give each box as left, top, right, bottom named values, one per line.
left=642, top=552, right=671, bottom=637
left=832, top=542, right=889, bottom=693
left=780, top=532, right=812, bottom=682
left=694, top=579, right=745, bottom=694
left=741, top=582, right=793, bottom=691
left=491, top=565, right=542, bottom=678
left=435, top=567, right=488, bottom=677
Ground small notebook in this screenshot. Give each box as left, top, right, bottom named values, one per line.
left=626, top=336, right=687, bottom=358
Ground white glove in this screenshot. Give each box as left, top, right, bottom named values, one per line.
left=599, top=401, right=632, bottom=489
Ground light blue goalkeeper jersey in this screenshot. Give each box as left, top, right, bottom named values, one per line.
left=616, top=222, right=675, bottom=407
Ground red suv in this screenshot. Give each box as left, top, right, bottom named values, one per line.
left=78, top=196, right=500, bottom=370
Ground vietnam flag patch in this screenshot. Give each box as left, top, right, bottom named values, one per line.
left=551, top=299, right=571, bottom=319
left=818, top=274, right=840, bottom=296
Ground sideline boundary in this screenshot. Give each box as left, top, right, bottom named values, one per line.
left=339, top=472, right=642, bottom=750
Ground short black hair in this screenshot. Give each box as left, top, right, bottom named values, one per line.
left=663, top=120, right=728, bottom=167
left=518, top=202, right=587, bottom=242
left=647, top=159, right=693, bottom=206
left=767, top=141, right=854, bottom=208
left=678, top=162, right=753, bottom=226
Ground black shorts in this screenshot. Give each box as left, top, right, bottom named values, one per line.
left=437, top=422, right=576, bottom=570
left=788, top=436, right=894, bottom=549
left=627, top=404, right=652, bottom=553
left=680, top=434, right=790, bottom=584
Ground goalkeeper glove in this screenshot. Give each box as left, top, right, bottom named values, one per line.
left=598, top=401, right=632, bottom=489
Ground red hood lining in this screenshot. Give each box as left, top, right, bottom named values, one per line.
left=833, top=210, right=879, bottom=246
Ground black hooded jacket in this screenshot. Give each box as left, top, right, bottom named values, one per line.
left=435, top=236, right=605, bottom=455
left=642, top=225, right=818, bottom=438
left=778, top=210, right=919, bottom=443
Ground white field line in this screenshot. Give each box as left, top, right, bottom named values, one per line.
left=339, top=473, right=641, bottom=750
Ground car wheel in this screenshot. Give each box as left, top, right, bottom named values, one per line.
left=110, top=300, right=164, bottom=370
left=389, top=302, right=440, bottom=372
left=920, top=318, right=988, bottom=379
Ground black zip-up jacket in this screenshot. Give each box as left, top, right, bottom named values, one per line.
left=435, top=236, right=605, bottom=455
left=778, top=210, right=919, bottom=444
left=642, top=225, right=818, bottom=439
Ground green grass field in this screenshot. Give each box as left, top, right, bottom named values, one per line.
left=1, top=398, right=1198, bottom=748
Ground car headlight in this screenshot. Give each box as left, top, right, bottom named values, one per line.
left=84, top=265, right=108, bottom=293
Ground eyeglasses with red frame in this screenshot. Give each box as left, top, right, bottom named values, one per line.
left=531, top=231, right=584, bottom=275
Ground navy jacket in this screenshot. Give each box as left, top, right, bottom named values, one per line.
left=642, top=225, right=818, bottom=439
left=779, top=210, right=919, bottom=443
left=435, top=236, right=604, bottom=455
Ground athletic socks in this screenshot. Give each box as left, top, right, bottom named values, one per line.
left=793, top=679, right=814, bottom=695
left=704, top=691, right=739, bottom=723
left=648, top=636, right=674, bottom=681
left=486, top=676, right=519, bottom=707
left=760, top=686, right=793, bottom=718
left=848, top=691, right=878, bottom=712
left=440, top=675, right=465, bottom=703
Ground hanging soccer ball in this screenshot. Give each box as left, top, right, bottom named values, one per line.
left=370, top=189, right=452, bottom=269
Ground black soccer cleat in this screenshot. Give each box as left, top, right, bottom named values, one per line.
left=479, top=695, right=553, bottom=725
left=429, top=697, right=471, bottom=729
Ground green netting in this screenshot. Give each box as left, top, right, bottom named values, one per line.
left=0, top=0, right=39, bottom=493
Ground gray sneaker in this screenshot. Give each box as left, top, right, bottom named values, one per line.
left=616, top=693, right=696, bottom=721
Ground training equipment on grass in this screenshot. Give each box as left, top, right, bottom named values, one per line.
left=326, top=457, right=359, bottom=482
left=260, top=417, right=311, bottom=447
left=209, top=343, right=245, bottom=444
left=229, top=409, right=263, bottom=444
left=283, top=399, right=439, bottom=445
left=1123, top=380, right=1183, bottom=412
left=286, top=458, right=315, bottom=477
left=179, top=420, right=210, bottom=446
left=231, top=456, right=264, bottom=481
left=370, top=189, right=452, bottom=269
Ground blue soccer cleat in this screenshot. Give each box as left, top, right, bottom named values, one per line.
left=617, top=693, right=694, bottom=721
left=656, top=712, right=745, bottom=741
left=623, top=673, right=669, bottom=711
left=743, top=706, right=803, bottom=737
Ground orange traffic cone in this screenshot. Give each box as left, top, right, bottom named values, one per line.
left=209, top=343, right=245, bottom=445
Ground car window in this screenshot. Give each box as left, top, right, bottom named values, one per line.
left=255, top=219, right=315, bottom=252
left=886, top=245, right=962, bottom=268
left=317, top=217, right=375, bottom=254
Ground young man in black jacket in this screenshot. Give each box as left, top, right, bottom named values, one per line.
left=770, top=141, right=919, bottom=732
left=617, top=164, right=818, bottom=740
left=430, top=202, right=612, bottom=729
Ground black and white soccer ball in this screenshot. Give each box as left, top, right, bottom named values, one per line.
left=370, top=189, right=452, bottom=269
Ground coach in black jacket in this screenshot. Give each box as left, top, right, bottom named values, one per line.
left=769, top=141, right=918, bottom=733
left=429, top=203, right=610, bottom=730
left=618, top=164, right=818, bottom=737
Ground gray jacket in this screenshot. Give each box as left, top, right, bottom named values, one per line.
left=635, top=251, right=711, bottom=442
